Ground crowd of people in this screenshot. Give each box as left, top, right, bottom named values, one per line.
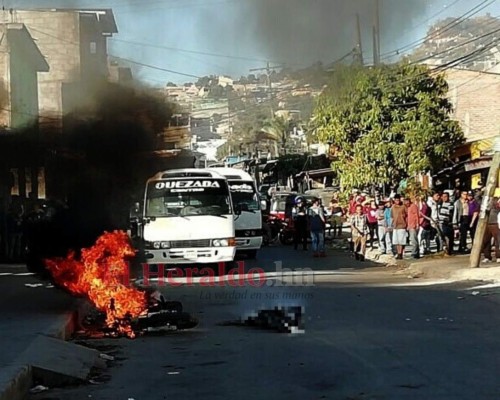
left=328, top=189, right=500, bottom=263
left=0, top=196, right=63, bottom=262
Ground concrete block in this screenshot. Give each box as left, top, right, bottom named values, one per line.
left=18, top=335, right=101, bottom=387
left=0, top=365, right=32, bottom=400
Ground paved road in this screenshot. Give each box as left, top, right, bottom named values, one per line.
left=132, top=242, right=383, bottom=283
left=26, top=245, right=500, bottom=400
left=0, top=264, right=76, bottom=369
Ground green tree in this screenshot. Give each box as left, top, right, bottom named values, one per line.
left=261, top=115, right=293, bottom=156
left=312, top=62, right=464, bottom=191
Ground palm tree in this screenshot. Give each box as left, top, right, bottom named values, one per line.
left=260, top=116, right=292, bottom=156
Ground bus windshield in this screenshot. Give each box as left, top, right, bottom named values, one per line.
left=228, top=181, right=260, bottom=211
left=145, top=178, right=231, bottom=217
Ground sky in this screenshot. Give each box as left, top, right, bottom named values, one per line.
left=3, top=0, right=500, bottom=85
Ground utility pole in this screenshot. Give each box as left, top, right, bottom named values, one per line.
left=249, top=62, right=283, bottom=118
left=374, top=0, right=381, bottom=64
left=354, top=14, right=364, bottom=66
left=373, top=26, right=379, bottom=65
left=470, top=135, right=500, bottom=268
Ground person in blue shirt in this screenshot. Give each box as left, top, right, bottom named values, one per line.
left=308, top=198, right=326, bottom=257
left=383, top=198, right=396, bottom=256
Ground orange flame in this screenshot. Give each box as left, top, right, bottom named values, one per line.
left=45, top=231, right=147, bottom=338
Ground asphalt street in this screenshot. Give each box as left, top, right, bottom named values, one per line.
left=22, top=245, right=500, bottom=400
left=0, top=264, right=77, bottom=370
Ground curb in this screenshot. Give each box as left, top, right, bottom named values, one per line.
left=0, top=299, right=90, bottom=400
left=366, top=250, right=500, bottom=283
left=0, top=365, right=32, bottom=400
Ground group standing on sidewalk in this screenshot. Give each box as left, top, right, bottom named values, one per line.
left=345, top=189, right=498, bottom=262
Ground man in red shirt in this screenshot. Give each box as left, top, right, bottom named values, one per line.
left=406, top=197, right=420, bottom=259
left=364, top=199, right=378, bottom=249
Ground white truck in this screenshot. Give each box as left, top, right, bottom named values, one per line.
left=207, top=168, right=263, bottom=259
left=138, top=169, right=237, bottom=265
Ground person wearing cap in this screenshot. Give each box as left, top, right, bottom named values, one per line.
left=348, top=191, right=362, bottom=216
left=391, top=194, right=407, bottom=259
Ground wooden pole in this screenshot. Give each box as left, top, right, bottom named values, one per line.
left=375, top=0, right=381, bottom=60
left=469, top=144, right=500, bottom=268
left=355, top=14, right=364, bottom=66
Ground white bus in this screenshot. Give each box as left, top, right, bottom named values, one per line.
left=207, top=168, right=263, bottom=259
left=139, top=169, right=237, bottom=265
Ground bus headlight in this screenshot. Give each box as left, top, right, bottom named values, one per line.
left=145, top=241, right=169, bottom=249
left=212, top=238, right=236, bottom=247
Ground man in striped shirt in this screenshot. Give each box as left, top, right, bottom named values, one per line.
left=438, top=192, right=454, bottom=255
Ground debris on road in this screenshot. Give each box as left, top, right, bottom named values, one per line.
left=29, top=385, right=49, bottom=393
left=220, top=306, right=305, bottom=333
left=99, top=353, right=114, bottom=361
left=25, top=283, right=44, bottom=288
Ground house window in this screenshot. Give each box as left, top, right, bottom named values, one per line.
left=90, top=42, right=97, bottom=54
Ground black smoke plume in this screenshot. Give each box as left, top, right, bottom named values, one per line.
left=194, top=0, right=431, bottom=66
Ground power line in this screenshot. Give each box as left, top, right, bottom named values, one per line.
left=110, top=0, right=244, bottom=13
left=108, top=55, right=202, bottom=79
left=25, top=27, right=204, bottom=80
left=411, top=23, right=500, bottom=65
left=410, top=0, right=466, bottom=31
left=381, top=0, right=497, bottom=60
left=109, top=38, right=272, bottom=63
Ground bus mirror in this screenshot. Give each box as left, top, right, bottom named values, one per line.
left=260, top=200, right=267, bottom=210
left=130, top=201, right=143, bottom=217
left=234, top=204, right=242, bottom=215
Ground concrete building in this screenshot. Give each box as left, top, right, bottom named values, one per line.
left=3, top=8, right=117, bottom=124
left=434, top=68, right=500, bottom=190
left=0, top=22, right=49, bottom=210
left=0, top=23, right=49, bottom=129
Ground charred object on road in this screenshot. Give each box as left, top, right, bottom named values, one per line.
left=78, top=291, right=198, bottom=339
left=221, top=306, right=304, bottom=333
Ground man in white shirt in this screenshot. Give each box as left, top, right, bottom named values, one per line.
left=427, top=192, right=442, bottom=252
